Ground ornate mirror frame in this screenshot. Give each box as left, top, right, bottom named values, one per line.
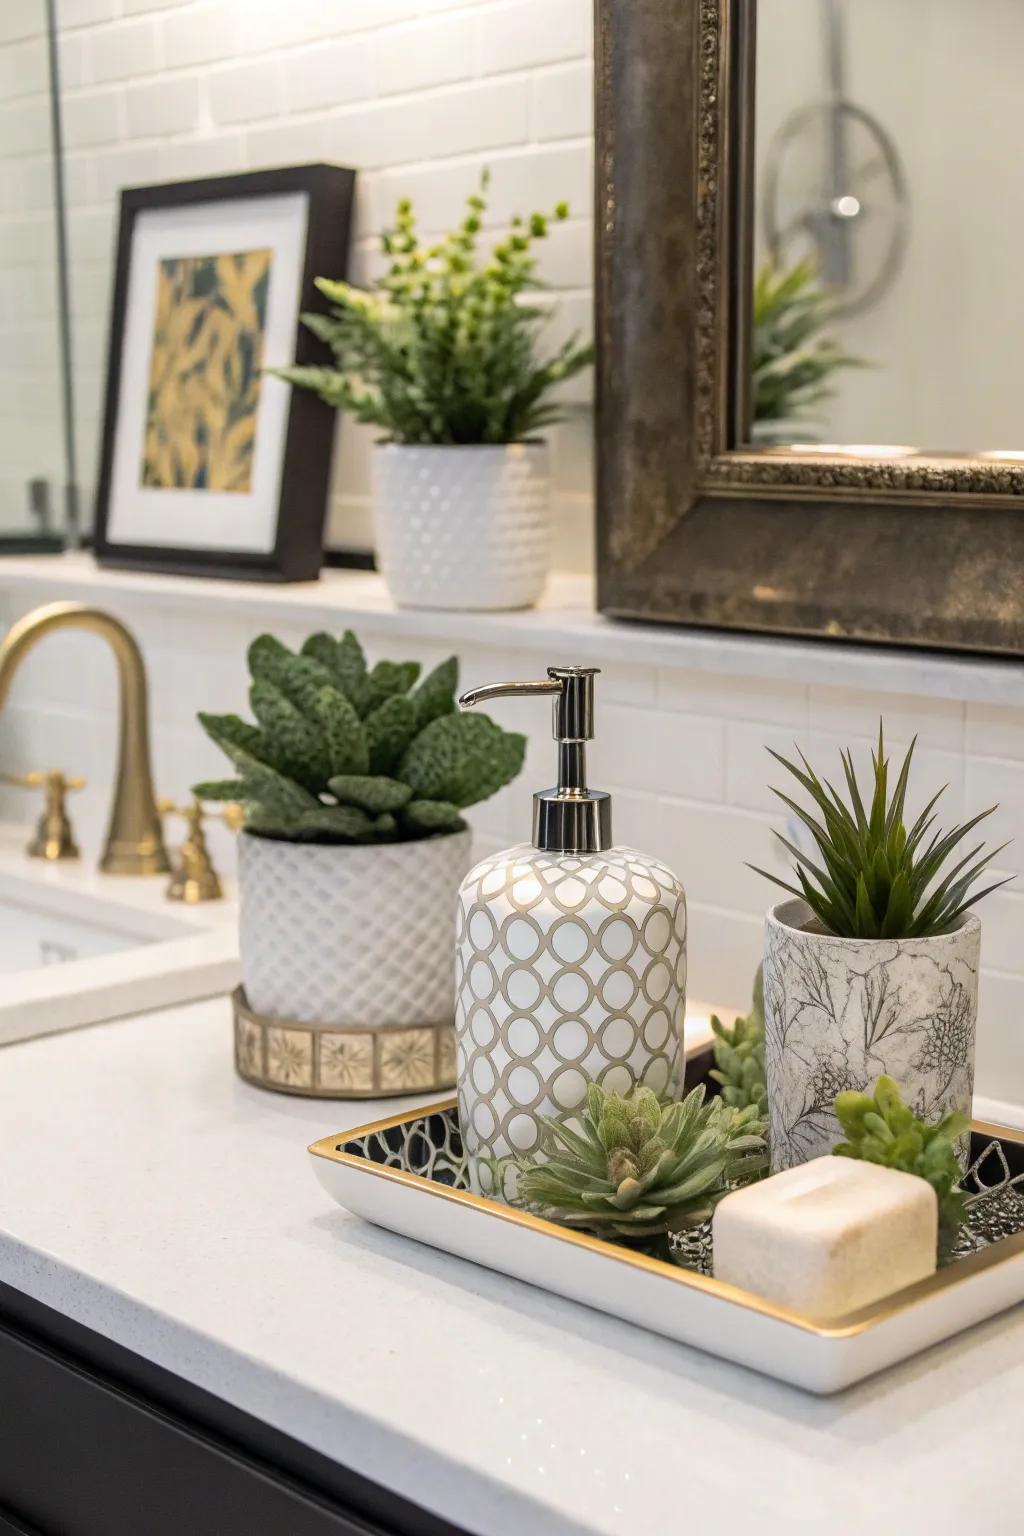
left=595, top=0, right=1024, bottom=655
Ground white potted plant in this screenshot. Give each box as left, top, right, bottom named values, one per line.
left=276, top=173, right=593, bottom=612
left=195, top=629, right=524, bottom=1098
left=753, top=727, right=1007, bottom=1172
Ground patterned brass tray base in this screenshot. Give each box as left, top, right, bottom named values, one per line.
left=232, top=987, right=456, bottom=1099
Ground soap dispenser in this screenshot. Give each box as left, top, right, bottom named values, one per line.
left=454, top=666, right=687, bottom=1195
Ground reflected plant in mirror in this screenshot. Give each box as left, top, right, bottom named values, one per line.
left=751, top=255, right=863, bottom=443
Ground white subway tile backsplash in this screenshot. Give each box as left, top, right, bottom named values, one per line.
left=90, top=21, right=159, bottom=85
left=95, top=142, right=162, bottom=202
left=657, top=799, right=787, bottom=917
left=161, top=3, right=234, bottom=69
left=62, top=89, right=122, bottom=149
left=374, top=15, right=479, bottom=98
left=686, top=904, right=763, bottom=1014
left=966, top=756, right=1024, bottom=877
left=533, top=60, right=591, bottom=140
left=58, top=0, right=117, bottom=29
left=209, top=60, right=283, bottom=126
left=482, top=0, right=590, bottom=75
left=126, top=76, right=199, bottom=138
left=159, top=133, right=245, bottom=181
left=808, top=684, right=965, bottom=751
left=658, top=669, right=809, bottom=727
left=967, top=702, right=1024, bottom=762
left=0, top=37, right=48, bottom=101
left=328, top=76, right=530, bottom=169
left=283, top=38, right=374, bottom=114
left=245, top=119, right=327, bottom=169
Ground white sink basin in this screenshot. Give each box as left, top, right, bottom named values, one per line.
left=0, top=828, right=239, bottom=1046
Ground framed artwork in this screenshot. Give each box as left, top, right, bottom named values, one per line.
left=94, top=164, right=356, bottom=582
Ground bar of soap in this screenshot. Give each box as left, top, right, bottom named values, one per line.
left=712, top=1156, right=938, bottom=1319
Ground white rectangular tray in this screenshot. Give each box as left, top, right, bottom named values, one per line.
left=309, top=1099, right=1024, bottom=1395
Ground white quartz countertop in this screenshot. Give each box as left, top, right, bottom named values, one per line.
left=2, top=551, right=1023, bottom=708
left=1, top=997, right=1023, bottom=1536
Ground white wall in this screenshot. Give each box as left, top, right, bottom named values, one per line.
left=53, top=0, right=595, bottom=567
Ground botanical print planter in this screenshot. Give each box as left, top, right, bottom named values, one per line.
left=764, top=898, right=980, bottom=1173
left=237, top=828, right=473, bottom=1094
left=372, top=442, right=550, bottom=611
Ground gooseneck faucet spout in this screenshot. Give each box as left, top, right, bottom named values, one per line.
left=0, top=602, right=169, bottom=875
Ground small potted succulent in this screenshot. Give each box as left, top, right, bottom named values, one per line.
left=196, top=629, right=524, bottom=1098
left=753, top=727, right=1008, bottom=1171
left=275, top=172, right=593, bottom=612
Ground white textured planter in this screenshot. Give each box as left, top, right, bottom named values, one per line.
left=372, top=442, right=550, bottom=611
left=764, top=898, right=980, bottom=1173
left=235, top=829, right=473, bottom=1097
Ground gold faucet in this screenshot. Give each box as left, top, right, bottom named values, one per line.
left=160, top=796, right=243, bottom=903
left=1, top=768, right=85, bottom=860
left=0, top=602, right=169, bottom=876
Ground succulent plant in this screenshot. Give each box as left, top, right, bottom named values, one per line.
left=751, top=254, right=863, bottom=442
left=833, top=1075, right=969, bottom=1236
left=515, top=1083, right=767, bottom=1239
left=274, top=171, right=593, bottom=445
left=710, top=965, right=766, bottom=1113
left=751, top=723, right=1009, bottom=939
left=195, top=630, right=525, bottom=844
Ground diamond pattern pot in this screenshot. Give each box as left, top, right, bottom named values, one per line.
left=373, top=442, right=550, bottom=611
left=238, top=828, right=473, bottom=1039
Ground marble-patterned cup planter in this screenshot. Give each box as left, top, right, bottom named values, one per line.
left=372, top=442, right=550, bottom=612
left=763, top=898, right=980, bottom=1173
left=236, top=828, right=473, bottom=1096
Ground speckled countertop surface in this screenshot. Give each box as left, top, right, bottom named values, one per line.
left=1, top=996, right=1023, bottom=1536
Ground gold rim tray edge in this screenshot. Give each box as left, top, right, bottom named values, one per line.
left=309, top=1105, right=1024, bottom=1342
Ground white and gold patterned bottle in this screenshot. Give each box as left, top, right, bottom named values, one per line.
left=455, top=667, right=687, bottom=1195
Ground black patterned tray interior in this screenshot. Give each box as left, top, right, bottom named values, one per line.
left=340, top=1103, right=1024, bottom=1276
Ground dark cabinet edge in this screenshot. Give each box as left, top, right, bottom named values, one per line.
left=0, top=1280, right=465, bottom=1536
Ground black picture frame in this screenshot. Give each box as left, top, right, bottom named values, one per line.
left=94, top=164, right=357, bottom=583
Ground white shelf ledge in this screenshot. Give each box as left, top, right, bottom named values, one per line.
left=1, top=552, right=1021, bottom=708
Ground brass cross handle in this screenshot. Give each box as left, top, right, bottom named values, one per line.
left=1, top=769, right=85, bottom=861
left=158, top=796, right=243, bottom=903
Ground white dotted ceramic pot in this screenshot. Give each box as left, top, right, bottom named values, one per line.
left=454, top=843, right=688, bottom=1194
left=372, top=442, right=550, bottom=611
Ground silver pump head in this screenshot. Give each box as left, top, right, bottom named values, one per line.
left=458, top=666, right=611, bottom=854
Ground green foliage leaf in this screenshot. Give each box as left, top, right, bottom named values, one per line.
left=833, top=1076, right=969, bottom=1239
left=401, top=799, right=465, bottom=832
left=399, top=712, right=526, bottom=808
left=197, top=627, right=523, bottom=845
left=364, top=694, right=418, bottom=775
left=276, top=173, right=593, bottom=444
left=327, top=775, right=413, bottom=813
left=412, top=656, right=458, bottom=729
left=750, top=724, right=1009, bottom=938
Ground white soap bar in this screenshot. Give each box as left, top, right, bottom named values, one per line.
left=712, top=1155, right=938, bottom=1319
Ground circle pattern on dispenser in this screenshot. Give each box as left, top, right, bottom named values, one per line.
left=455, top=844, right=687, bottom=1187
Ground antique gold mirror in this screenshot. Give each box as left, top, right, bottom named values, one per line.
left=595, top=0, right=1024, bottom=654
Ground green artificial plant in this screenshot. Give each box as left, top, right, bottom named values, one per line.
left=515, top=1082, right=766, bottom=1239
left=195, top=630, right=525, bottom=844
left=751, top=255, right=862, bottom=441
left=751, top=724, right=1009, bottom=940
left=833, top=1075, right=969, bottom=1237
left=274, top=172, right=593, bottom=445
left=710, top=964, right=767, bottom=1114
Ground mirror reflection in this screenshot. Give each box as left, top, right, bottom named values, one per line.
left=750, top=0, right=1023, bottom=455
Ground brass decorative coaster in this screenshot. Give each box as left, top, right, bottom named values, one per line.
left=232, top=987, right=456, bottom=1099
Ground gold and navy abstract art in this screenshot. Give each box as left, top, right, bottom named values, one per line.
left=141, top=248, right=272, bottom=493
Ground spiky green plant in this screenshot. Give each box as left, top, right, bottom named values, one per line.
left=751, top=255, right=862, bottom=441
left=194, top=630, right=525, bottom=844
left=750, top=724, right=1009, bottom=939
left=833, top=1076, right=969, bottom=1237
left=710, top=965, right=766, bottom=1113
left=515, top=1083, right=767, bottom=1239
left=273, top=171, right=593, bottom=445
